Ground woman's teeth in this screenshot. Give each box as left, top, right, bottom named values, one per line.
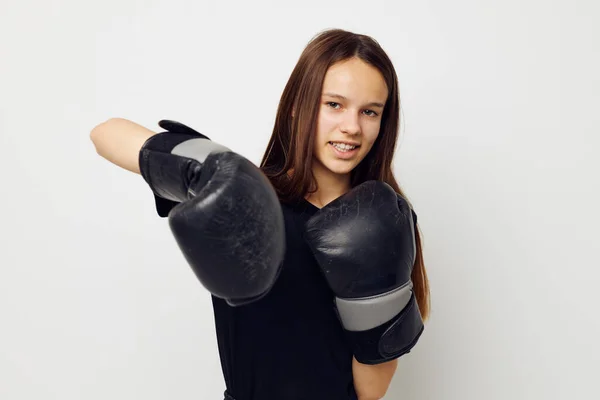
left=330, top=142, right=357, bottom=152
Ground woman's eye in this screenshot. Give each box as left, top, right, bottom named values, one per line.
left=364, top=110, right=378, bottom=117
left=327, top=102, right=340, bottom=109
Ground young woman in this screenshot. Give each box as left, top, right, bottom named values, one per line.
left=91, top=28, right=430, bottom=400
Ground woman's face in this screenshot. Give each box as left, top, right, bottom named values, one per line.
left=312, top=57, right=388, bottom=179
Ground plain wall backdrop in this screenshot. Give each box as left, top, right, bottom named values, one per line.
left=1, top=0, right=598, bottom=399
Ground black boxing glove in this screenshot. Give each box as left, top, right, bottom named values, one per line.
left=139, top=120, right=285, bottom=306
left=304, top=180, right=423, bottom=364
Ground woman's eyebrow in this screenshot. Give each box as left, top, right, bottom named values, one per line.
left=323, top=92, right=385, bottom=108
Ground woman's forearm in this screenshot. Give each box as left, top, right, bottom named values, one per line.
left=353, top=357, right=398, bottom=400
left=90, top=118, right=156, bottom=174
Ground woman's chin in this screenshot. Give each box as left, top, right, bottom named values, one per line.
left=323, top=161, right=356, bottom=176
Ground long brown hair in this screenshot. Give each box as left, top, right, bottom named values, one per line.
left=259, top=28, right=430, bottom=321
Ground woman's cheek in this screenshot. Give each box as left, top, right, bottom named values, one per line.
left=319, top=109, right=339, bottom=127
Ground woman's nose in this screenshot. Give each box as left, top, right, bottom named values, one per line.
left=340, top=112, right=361, bottom=135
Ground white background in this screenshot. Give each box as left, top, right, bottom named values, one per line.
left=1, top=1, right=599, bottom=399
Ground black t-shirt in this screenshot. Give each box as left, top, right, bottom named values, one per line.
left=151, top=189, right=418, bottom=400
left=211, top=198, right=358, bottom=400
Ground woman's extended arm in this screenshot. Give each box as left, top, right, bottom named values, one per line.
left=90, top=118, right=157, bottom=174
left=352, top=357, right=398, bottom=400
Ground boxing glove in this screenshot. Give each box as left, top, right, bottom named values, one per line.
left=304, top=180, right=423, bottom=364
left=139, top=120, right=285, bottom=306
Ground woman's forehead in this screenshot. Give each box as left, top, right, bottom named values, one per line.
left=322, top=59, right=388, bottom=102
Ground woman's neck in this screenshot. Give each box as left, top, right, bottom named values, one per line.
left=305, top=164, right=351, bottom=208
